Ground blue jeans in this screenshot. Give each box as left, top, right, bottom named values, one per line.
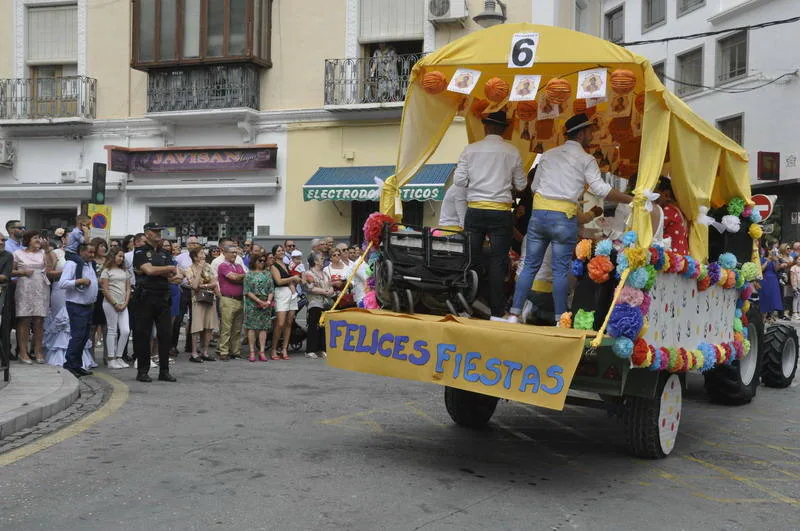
left=511, top=210, right=578, bottom=321
left=64, top=302, right=93, bottom=370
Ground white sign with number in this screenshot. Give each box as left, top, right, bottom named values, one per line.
left=508, top=32, right=540, bottom=68
left=509, top=75, right=541, bottom=101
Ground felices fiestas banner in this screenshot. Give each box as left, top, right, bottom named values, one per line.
left=325, top=310, right=589, bottom=411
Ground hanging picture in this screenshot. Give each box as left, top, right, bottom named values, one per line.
left=510, top=75, right=541, bottom=101
left=576, top=68, right=607, bottom=100
left=609, top=93, right=632, bottom=118
left=537, top=97, right=561, bottom=120
left=585, top=96, right=607, bottom=109
left=447, top=69, right=481, bottom=95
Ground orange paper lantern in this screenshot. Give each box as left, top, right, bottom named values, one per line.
left=610, top=69, right=637, bottom=94
left=573, top=99, right=587, bottom=114
left=544, top=78, right=571, bottom=105
left=484, top=77, right=510, bottom=102
left=516, top=101, right=537, bottom=121
left=470, top=98, right=490, bottom=118
left=421, top=71, right=448, bottom=95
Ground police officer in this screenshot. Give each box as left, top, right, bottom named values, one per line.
left=132, top=222, right=178, bottom=382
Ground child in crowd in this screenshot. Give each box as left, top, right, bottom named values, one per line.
left=791, top=256, right=800, bottom=320
left=64, top=214, right=90, bottom=281
left=288, top=249, right=306, bottom=299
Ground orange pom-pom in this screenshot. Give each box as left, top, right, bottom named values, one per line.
left=421, top=71, right=448, bottom=95
left=484, top=77, right=510, bottom=102
left=559, top=312, right=573, bottom=329
left=587, top=255, right=614, bottom=283
left=575, top=239, right=593, bottom=260
left=724, top=269, right=736, bottom=289
left=573, top=99, right=587, bottom=114
left=516, top=101, right=537, bottom=121
left=610, top=69, right=637, bottom=94
left=544, top=78, right=571, bottom=105
left=470, top=99, right=490, bottom=118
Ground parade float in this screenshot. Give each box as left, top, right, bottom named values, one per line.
left=323, top=24, right=798, bottom=459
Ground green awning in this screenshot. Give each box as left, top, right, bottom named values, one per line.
left=303, top=164, right=455, bottom=202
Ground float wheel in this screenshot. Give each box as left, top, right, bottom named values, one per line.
left=761, top=324, right=798, bottom=388
left=444, top=386, right=499, bottom=429
left=623, top=374, right=681, bottom=459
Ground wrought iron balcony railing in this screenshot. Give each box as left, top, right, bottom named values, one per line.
left=147, top=64, right=260, bottom=113
left=0, top=76, right=96, bottom=121
left=324, top=53, right=423, bottom=106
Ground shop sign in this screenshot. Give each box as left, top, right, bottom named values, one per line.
left=303, top=185, right=443, bottom=202
left=106, top=145, right=277, bottom=173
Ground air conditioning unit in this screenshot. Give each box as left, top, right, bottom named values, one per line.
left=0, top=141, right=14, bottom=168
left=428, top=0, right=468, bottom=24
left=60, top=170, right=77, bottom=183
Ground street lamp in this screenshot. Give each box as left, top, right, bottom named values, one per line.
left=473, top=0, right=507, bottom=28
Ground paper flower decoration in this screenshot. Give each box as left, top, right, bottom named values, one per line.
left=717, top=252, right=737, bottom=270
left=613, top=337, right=634, bottom=359
left=421, top=71, right=448, bottom=94
left=699, top=343, right=716, bottom=372
left=619, top=286, right=644, bottom=307
left=750, top=211, right=762, bottom=223
left=724, top=270, right=736, bottom=289
left=708, top=263, right=721, bottom=285
left=607, top=303, right=644, bottom=339
left=363, top=212, right=395, bottom=247
left=571, top=259, right=585, bottom=277
left=697, top=276, right=711, bottom=292
left=575, top=239, right=593, bottom=260
left=616, top=253, right=629, bottom=278
left=559, top=312, right=573, bottom=329
left=627, top=267, right=649, bottom=289
left=624, top=247, right=648, bottom=270
left=640, top=291, right=651, bottom=316
left=484, top=77, right=510, bottom=102
left=742, top=205, right=753, bottom=217
left=595, top=239, right=613, bottom=257
left=727, top=197, right=745, bottom=217
left=644, top=265, right=657, bottom=290
left=588, top=255, right=614, bottom=283
left=748, top=224, right=763, bottom=240
left=574, top=309, right=595, bottom=330
left=721, top=215, right=741, bottom=233
left=622, top=231, right=637, bottom=248
left=631, top=338, right=650, bottom=366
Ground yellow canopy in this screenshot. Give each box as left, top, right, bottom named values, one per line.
left=380, top=23, right=751, bottom=262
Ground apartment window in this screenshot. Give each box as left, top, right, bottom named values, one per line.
left=717, top=114, right=743, bottom=145
left=678, top=0, right=705, bottom=16
left=642, top=0, right=666, bottom=31
left=717, top=31, right=748, bottom=84
left=675, top=47, right=703, bottom=96
left=132, top=0, right=273, bottom=70
left=605, top=7, right=624, bottom=44
left=27, top=5, right=78, bottom=65
left=360, top=0, right=424, bottom=44
left=652, top=61, right=665, bottom=84
left=575, top=0, right=588, bottom=33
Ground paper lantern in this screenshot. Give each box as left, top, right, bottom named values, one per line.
left=634, top=93, right=645, bottom=113
left=609, top=117, right=633, bottom=143
left=544, top=78, right=571, bottom=105
left=536, top=119, right=555, bottom=139
left=516, top=101, right=537, bottom=121
left=573, top=99, right=587, bottom=114
left=421, top=71, right=448, bottom=95
left=484, top=77, right=510, bottom=102
left=470, top=98, right=490, bottom=118
left=610, top=69, right=637, bottom=94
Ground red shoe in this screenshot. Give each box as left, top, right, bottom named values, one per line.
left=270, top=353, right=280, bottom=361
left=258, top=352, right=268, bottom=362
left=281, top=352, right=290, bottom=360
left=248, top=354, right=256, bottom=362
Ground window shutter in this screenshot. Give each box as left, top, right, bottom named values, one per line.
left=27, top=5, right=78, bottom=64
left=359, top=0, right=424, bottom=44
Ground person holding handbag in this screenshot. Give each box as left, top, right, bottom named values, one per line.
left=304, top=252, right=334, bottom=359
left=185, top=248, right=219, bottom=362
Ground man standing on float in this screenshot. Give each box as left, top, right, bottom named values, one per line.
left=507, top=114, right=633, bottom=324
left=454, top=111, right=526, bottom=318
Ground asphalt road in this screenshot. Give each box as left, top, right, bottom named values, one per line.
left=0, top=352, right=797, bottom=531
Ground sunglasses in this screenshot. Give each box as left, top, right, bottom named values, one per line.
left=286, top=244, right=296, bottom=248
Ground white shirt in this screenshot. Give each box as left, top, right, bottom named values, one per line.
left=350, top=262, right=369, bottom=303
left=124, top=250, right=136, bottom=286
left=59, top=260, right=99, bottom=304
left=532, top=140, right=612, bottom=203
left=175, top=251, right=193, bottom=287
left=438, top=183, right=467, bottom=228
left=453, top=135, right=526, bottom=204
left=211, top=254, right=248, bottom=276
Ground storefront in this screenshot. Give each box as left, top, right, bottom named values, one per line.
left=302, top=163, right=454, bottom=243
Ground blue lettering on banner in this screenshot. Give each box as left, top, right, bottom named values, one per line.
left=453, top=353, right=463, bottom=379
left=502, top=360, right=524, bottom=390
left=542, top=366, right=565, bottom=395
left=463, top=352, right=482, bottom=383
left=355, top=325, right=372, bottom=353
left=392, top=336, right=409, bottom=361
left=479, top=357, right=502, bottom=386
left=378, top=334, right=393, bottom=357
left=436, top=344, right=455, bottom=373
left=329, top=320, right=347, bottom=349
left=518, top=365, right=541, bottom=393
left=343, top=324, right=360, bottom=351
left=409, top=340, right=430, bottom=366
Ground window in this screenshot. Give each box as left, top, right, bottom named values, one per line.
left=717, top=31, right=748, bottom=84
left=605, top=7, right=624, bottom=44
left=359, top=0, right=424, bottom=44
left=678, top=0, right=705, bottom=16
left=642, top=0, right=666, bottom=31
left=675, top=47, right=703, bottom=96
left=652, top=61, right=665, bottom=83
left=717, top=115, right=743, bottom=145
left=133, top=0, right=273, bottom=70
left=27, top=5, right=78, bottom=65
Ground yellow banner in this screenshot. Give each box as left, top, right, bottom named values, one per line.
left=325, top=309, right=588, bottom=411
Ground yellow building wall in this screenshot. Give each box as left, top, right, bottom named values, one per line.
left=284, top=119, right=468, bottom=236
left=0, top=0, right=12, bottom=78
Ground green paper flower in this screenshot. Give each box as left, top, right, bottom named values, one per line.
left=574, top=309, right=596, bottom=330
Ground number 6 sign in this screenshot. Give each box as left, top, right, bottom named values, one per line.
left=508, top=32, right=539, bottom=68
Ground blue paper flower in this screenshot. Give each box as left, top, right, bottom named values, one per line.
left=653, top=245, right=665, bottom=271
left=742, top=327, right=749, bottom=340
left=698, top=343, right=717, bottom=372
left=649, top=348, right=662, bottom=371
left=735, top=308, right=742, bottom=318
left=595, top=239, right=613, bottom=257
left=718, top=252, right=737, bottom=270
left=607, top=303, right=644, bottom=339
left=627, top=267, right=650, bottom=289
left=622, top=231, right=637, bottom=248
left=750, top=211, right=762, bottom=223
left=682, top=257, right=697, bottom=279
left=613, top=337, right=634, bottom=359
left=708, top=262, right=721, bottom=285
left=616, top=254, right=629, bottom=278
left=570, top=259, right=585, bottom=277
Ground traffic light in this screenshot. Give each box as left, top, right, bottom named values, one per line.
left=91, top=162, right=107, bottom=204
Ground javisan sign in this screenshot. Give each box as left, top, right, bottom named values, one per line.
left=105, top=145, right=277, bottom=173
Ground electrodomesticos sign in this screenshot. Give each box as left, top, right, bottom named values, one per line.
left=325, top=310, right=587, bottom=411
left=303, top=186, right=443, bottom=202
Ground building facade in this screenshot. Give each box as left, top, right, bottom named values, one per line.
left=0, top=0, right=587, bottom=244
left=598, top=0, right=800, bottom=241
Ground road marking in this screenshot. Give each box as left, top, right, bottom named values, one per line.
left=494, top=420, right=534, bottom=441
left=404, top=401, right=448, bottom=427
left=684, top=455, right=799, bottom=506
left=0, top=372, right=129, bottom=467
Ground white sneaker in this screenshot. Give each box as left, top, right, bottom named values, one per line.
left=305, top=352, right=319, bottom=359
left=489, top=316, right=506, bottom=322
left=505, top=315, right=519, bottom=324
left=108, top=358, right=121, bottom=369
left=520, top=300, right=534, bottom=324
left=118, top=359, right=130, bottom=368
left=319, top=351, right=327, bottom=359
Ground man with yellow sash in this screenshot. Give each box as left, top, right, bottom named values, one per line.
left=507, top=113, right=632, bottom=324
left=454, top=111, right=526, bottom=318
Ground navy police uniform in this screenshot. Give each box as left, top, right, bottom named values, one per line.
left=132, top=239, right=175, bottom=380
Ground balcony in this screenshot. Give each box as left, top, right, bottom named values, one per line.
left=324, top=53, right=423, bottom=108
left=0, top=76, right=96, bottom=124
left=147, top=64, right=260, bottom=114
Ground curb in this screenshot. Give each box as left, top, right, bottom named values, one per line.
left=0, top=366, right=80, bottom=440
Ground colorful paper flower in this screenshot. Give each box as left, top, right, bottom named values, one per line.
left=624, top=247, right=649, bottom=270
left=363, top=212, right=396, bottom=247
left=613, top=337, right=634, bottom=359
left=727, top=197, right=745, bottom=217
left=708, top=262, right=721, bottom=285
left=559, top=312, right=573, bottom=329
left=627, top=267, right=650, bottom=289
left=640, top=291, right=651, bottom=316
left=644, top=265, right=657, bottom=290
left=595, top=239, right=613, bottom=257
left=740, top=262, right=758, bottom=281
left=750, top=211, right=762, bottom=223
left=698, top=343, right=717, bottom=372
left=742, top=338, right=751, bottom=357
left=682, top=256, right=697, bottom=278
left=668, top=252, right=683, bottom=274
left=721, top=215, right=741, bottom=233
left=692, top=349, right=704, bottom=371
left=588, top=255, right=615, bottom=283
left=619, top=286, right=644, bottom=307
left=632, top=338, right=650, bottom=366
left=622, top=231, right=638, bottom=248
left=616, top=254, right=629, bottom=278
left=742, top=205, right=753, bottom=218
left=698, top=264, right=708, bottom=281
left=575, top=239, right=593, bottom=260
left=740, top=282, right=754, bottom=301
left=607, top=303, right=644, bottom=339
left=735, top=270, right=745, bottom=289
left=570, top=259, right=585, bottom=277
left=649, top=347, right=663, bottom=371
left=660, top=251, right=671, bottom=273
left=697, top=276, right=711, bottom=292
left=748, top=224, right=763, bottom=240
left=733, top=318, right=743, bottom=333
left=573, top=309, right=595, bottom=330
left=651, top=245, right=665, bottom=270
left=724, top=270, right=736, bottom=289
left=733, top=340, right=745, bottom=360
left=718, top=252, right=737, bottom=270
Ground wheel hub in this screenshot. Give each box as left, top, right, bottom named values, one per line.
left=739, top=323, right=759, bottom=386
left=782, top=337, right=797, bottom=379
left=658, top=374, right=682, bottom=456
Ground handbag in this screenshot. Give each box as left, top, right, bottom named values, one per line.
left=196, top=289, right=215, bottom=305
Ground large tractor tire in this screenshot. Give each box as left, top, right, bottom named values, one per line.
left=761, top=324, right=798, bottom=388
left=444, top=386, right=499, bottom=429
left=704, top=306, right=764, bottom=405
left=623, top=374, right=681, bottom=459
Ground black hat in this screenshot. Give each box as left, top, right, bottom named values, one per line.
left=565, top=113, right=596, bottom=135
left=143, top=222, right=165, bottom=231
left=482, top=111, right=509, bottom=127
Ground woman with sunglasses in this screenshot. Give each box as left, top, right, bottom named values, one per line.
left=269, top=245, right=302, bottom=360
left=243, top=252, right=274, bottom=361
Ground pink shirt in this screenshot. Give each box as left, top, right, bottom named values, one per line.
left=217, top=261, right=245, bottom=298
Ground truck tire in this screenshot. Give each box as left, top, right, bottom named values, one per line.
left=444, top=386, right=499, bottom=429
left=623, top=374, right=681, bottom=459
left=761, top=324, right=798, bottom=388
left=703, top=306, right=764, bottom=405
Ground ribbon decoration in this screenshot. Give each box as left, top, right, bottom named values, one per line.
left=641, top=191, right=660, bottom=212
left=697, top=206, right=725, bottom=233
left=368, top=177, right=385, bottom=201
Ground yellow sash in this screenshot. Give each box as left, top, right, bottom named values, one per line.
left=438, top=225, right=463, bottom=232
left=532, top=193, right=578, bottom=218
left=532, top=279, right=553, bottom=293
left=468, top=201, right=513, bottom=212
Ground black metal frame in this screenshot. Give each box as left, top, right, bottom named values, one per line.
left=146, top=64, right=260, bottom=112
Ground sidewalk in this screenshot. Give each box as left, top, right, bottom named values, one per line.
left=0, top=364, right=80, bottom=440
